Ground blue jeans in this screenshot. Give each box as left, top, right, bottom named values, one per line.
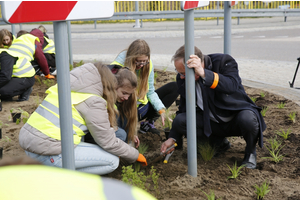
left=25, top=142, right=119, bottom=175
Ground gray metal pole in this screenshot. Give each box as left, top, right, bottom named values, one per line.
left=94, top=20, right=97, bottom=29
left=134, top=1, right=140, bottom=28
left=67, top=21, right=73, bottom=67
left=217, top=1, right=219, bottom=26
left=19, top=24, right=22, bottom=31
left=53, top=21, right=75, bottom=170
left=184, top=9, right=197, bottom=177
left=224, top=1, right=231, bottom=55
left=11, top=24, right=15, bottom=36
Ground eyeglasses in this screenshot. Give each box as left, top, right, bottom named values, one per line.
left=175, top=68, right=185, bottom=77
left=135, top=60, right=149, bottom=66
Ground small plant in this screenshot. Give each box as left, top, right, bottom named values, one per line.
left=121, top=165, right=160, bottom=197
left=42, top=79, right=55, bottom=87
left=21, top=111, right=30, bottom=123
left=201, top=189, right=221, bottom=200
left=134, top=143, right=148, bottom=172
left=254, top=180, right=270, bottom=200
left=9, top=108, right=30, bottom=124
left=277, top=102, right=285, bottom=109
left=262, top=145, right=285, bottom=163
left=288, top=112, right=296, bottom=123
left=163, top=66, right=168, bottom=72
left=3, top=136, right=11, bottom=142
left=227, top=161, right=244, bottom=180
left=275, top=127, right=291, bottom=140
left=267, top=136, right=282, bottom=151
left=198, top=142, right=215, bottom=162
left=35, top=76, right=42, bottom=85
left=250, top=97, right=257, bottom=103
left=0, top=120, right=8, bottom=129
left=260, top=92, right=265, bottom=98
left=261, top=107, right=268, bottom=117
left=162, top=108, right=175, bottom=130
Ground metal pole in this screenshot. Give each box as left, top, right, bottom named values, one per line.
left=53, top=21, right=75, bottom=170
left=184, top=9, right=197, bottom=177
left=94, top=20, right=97, bottom=29
left=67, top=21, right=73, bottom=67
left=134, top=1, right=140, bottom=28
left=11, top=24, right=16, bottom=36
left=224, top=1, right=231, bottom=55
left=19, top=24, right=22, bottom=31
left=217, top=1, right=219, bottom=26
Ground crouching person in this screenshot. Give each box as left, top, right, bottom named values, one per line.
left=19, top=62, right=147, bottom=175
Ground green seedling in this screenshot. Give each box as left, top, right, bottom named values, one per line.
left=275, top=127, right=291, bottom=140
left=250, top=97, right=257, bottom=103
left=262, top=145, right=285, bottom=163
left=35, top=75, right=42, bottom=85
left=69, top=64, right=74, bottom=71
left=3, top=136, right=11, bottom=142
left=288, top=112, right=296, bottom=123
left=42, top=79, right=55, bottom=87
left=254, top=180, right=270, bottom=200
left=227, top=161, right=244, bottom=180
left=121, top=165, right=159, bottom=197
left=267, top=136, right=282, bottom=151
left=277, top=102, right=285, bottom=109
left=160, top=108, right=175, bottom=130
left=0, top=120, right=9, bottom=129
left=134, top=143, right=148, bottom=172
left=260, top=92, right=265, bottom=98
left=261, top=107, right=268, bottom=117
left=198, top=142, right=215, bottom=162
left=163, top=66, right=168, bottom=72
left=201, top=189, right=222, bottom=200
left=21, top=111, right=30, bottom=124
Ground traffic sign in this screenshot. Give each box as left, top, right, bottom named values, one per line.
left=181, top=1, right=209, bottom=11
left=1, top=1, right=114, bottom=24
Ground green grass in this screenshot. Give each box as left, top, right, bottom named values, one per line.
left=277, top=102, right=285, bottom=109
left=227, top=161, right=244, bottom=180
left=254, top=180, right=270, bottom=200
left=198, top=142, right=215, bottom=162
left=275, top=127, right=291, bottom=140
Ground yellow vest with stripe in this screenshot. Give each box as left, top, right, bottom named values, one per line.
left=0, top=165, right=157, bottom=200
left=0, top=49, right=35, bottom=78
left=9, top=34, right=39, bottom=61
left=27, top=85, right=99, bottom=145
left=43, top=37, right=55, bottom=54
left=110, top=59, right=153, bottom=106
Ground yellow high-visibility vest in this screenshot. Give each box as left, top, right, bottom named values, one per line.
left=9, top=34, right=39, bottom=61
left=27, top=84, right=100, bottom=145
left=0, top=165, right=157, bottom=200
left=0, top=49, right=35, bottom=78
left=43, top=37, right=55, bottom=54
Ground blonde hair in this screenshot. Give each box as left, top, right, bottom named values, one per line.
left=124, top=39, right=150, bottom=100
left=38, top=25, right=47, bottom=33
left=115, top=68, right=138, bottom=143
left=94, top=62, right=118, bottom=128
left=0, top=29, right=13, bottom=48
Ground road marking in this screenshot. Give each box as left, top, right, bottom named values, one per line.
left=233, top=36, right=244, bottom=38
left=210, top=36, right=222, bottom=39
left=252, top=36, right=265, bottom=38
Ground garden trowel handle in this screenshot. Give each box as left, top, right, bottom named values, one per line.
left=160, top=143, right=177, bottom=156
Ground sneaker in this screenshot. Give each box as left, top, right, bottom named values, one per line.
left=50, top=69, right=57, bottom=75
left=139, top=121, right=160, bottom=135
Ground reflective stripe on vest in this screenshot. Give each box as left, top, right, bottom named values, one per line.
left=0, top=165, right=157, bottom=200
left=43, top=37, right=55, bottom=54
left=0, top=49, right=35, bottom=78
left=27, top=85, right=100, bottom=144
left=9, top=34, right=39, bottom=61
left=111, top=53, right=152, bottom=106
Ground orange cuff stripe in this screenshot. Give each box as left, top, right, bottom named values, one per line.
left=210, top=72, right=219, bottom=89
left=158, top=109, right=165, bottom=115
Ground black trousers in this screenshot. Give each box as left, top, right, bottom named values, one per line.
left=171, top=109, right=259, bottom=154
left=138, top=81, right=179, bottom=121
left=0, top=76, right=35, bottom=99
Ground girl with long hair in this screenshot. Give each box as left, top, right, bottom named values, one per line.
left=0, top=29, right=14, bottom=48
left=111, top=39, right=179, bottom=135
left=19, top=62, right=147, bottom=175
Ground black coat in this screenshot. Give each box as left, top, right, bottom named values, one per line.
left=173, top=53, right=266, bottom=147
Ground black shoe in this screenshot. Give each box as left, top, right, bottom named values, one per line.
left=139, top=121, right=160, bottom=135
left=1, top=97, right=13, bottom=101
left=214, top=138, right=231, bottom=157
left=242, top=153, right=257, bottom=169
left=17, top=87, right=33, bottom=102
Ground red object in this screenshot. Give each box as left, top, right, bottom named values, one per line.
left=184, top=1, right=199, bottom=10
left=9, top=1, right=77, bottom=23
left=50, top=158, right=54, bottom=163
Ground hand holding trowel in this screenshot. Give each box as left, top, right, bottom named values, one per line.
left=147, top=143, right=177, bottom=166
